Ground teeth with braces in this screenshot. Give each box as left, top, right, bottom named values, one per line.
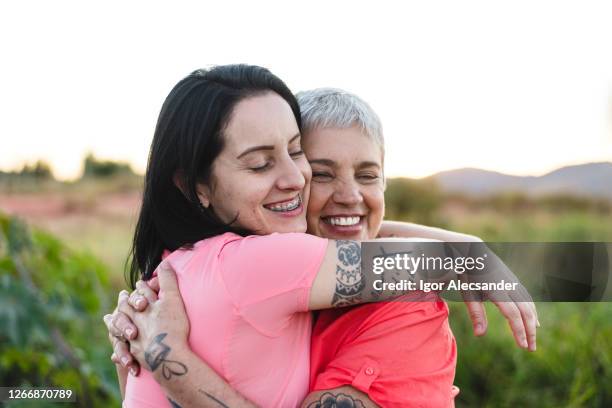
left=266, top=196, right=301, bottom=212
left=328, top=216, right=360, bottom=226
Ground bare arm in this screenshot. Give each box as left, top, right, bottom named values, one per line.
left=308, top=239, right=537, bottom=351
left=115, top=365, right=128, bottom=400
left=378, top=220, right=480, bottom=242
left=309, top=239, right=453, bottom=309
left=377, top=221, right=494, bottom=335
left=143, top=338, right=256, bottom=408
left=301, top=387, right=378, bottom=408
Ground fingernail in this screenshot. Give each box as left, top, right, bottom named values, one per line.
left=121, top=356, right=129, bottom=366
left=521, top=339, right=528, bottom=348
left=475, top=324, right=483, bottom=333
left=125, top=328, right=134, bottom=338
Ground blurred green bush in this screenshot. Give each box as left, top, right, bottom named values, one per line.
left=449, top=302, right=612, bottom=407
left=82, top=153, right=135, bottom=179
left=0, top=214, right=120, bottom=407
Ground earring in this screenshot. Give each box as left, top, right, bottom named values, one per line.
left=198, top=201, right=207, bottom=212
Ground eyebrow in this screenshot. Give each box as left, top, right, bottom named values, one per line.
left=308, top=158, right=336, bottom=167
left=236, top=133, right=301, bottom=159
left=309, top=159, right=381, bottom=170
left=357, top=161, right=382, bottom=170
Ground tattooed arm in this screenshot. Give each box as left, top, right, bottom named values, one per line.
left=143, top=336, right=253, bottom=408
left=309, top=239, right=444, bottom=309
left=376, top=221, right=494, bottom=336
left=378, top=220, right=481, bottom=242
left=308, top=239, right=537, bottom=351
left=301, top=387, right=378, bottom=408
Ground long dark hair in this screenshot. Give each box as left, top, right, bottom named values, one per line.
left=128, top=64, right=301, bottom=288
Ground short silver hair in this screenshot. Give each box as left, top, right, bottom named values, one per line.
left=295, top=88, right=384, bottom=153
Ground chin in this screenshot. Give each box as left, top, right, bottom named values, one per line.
left=275, top=220, right=307, bottom=234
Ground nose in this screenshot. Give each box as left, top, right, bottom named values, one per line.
left=276, top=156, right=306, bottom=191
left=333, top=178, right=363, bottom=206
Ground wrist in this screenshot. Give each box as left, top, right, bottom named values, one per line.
left=149, top=335, right=191, bottom=383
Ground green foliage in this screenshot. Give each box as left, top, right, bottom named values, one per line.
left=82, top=153, right=134, bottom=179
left=0, top=214, right=120, bottom=407
left=449, top=302, right=612, bottom=407
left=384, top=177, right=441, bottom=224
left=0, top=161, right=54, bottom=181
left=18, top=161, right=54, bottom=180
left=384, top=184, right=612, bottom=405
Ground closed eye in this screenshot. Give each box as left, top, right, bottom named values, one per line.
left=250, top=162, right=271, bottom=172
left=290, top=149, right=304, bottom=158
left=312, top=171, right=333, bottom=181
left=357, top=173, right=380, bottom=182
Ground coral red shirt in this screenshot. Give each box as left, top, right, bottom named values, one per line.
left=310, top=292, right=458, bottom=407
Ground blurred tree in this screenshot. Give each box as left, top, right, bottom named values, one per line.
left=384, top=177, right=442, bottom=224
left=81, top=153, right=134, bottom=178
left=19, top=160, right=54, bottom=180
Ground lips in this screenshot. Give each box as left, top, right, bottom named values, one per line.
left=319, top=214, right=365, bottom=237
left=263, top=195, right=301, bottom=212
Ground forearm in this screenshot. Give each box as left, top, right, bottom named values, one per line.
left=310, top=239, right=468, bottom=309
left=301, top=387, right=378, bottom=408
left=151, top=344, right=257, bottom=408
left=378, top=220, right=481, bottom=242
left=116, top=365, right=128, bottom=400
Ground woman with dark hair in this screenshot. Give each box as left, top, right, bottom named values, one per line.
left=106, top=65, right=537, bottom=407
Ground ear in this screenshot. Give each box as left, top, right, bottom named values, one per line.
left=173, top=170, right=211, bottom=208
left=172, top=170, right=189, bottom=197
left=196, top=183, right=211, bottom=208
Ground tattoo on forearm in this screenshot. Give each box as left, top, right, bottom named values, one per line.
left=332, top=241, right=365, bottom=307
left=307, top=392, right=366, bottom=408
left=144, top=333, right=188, bottom=380
left=198, top=389, right=230, bottom=408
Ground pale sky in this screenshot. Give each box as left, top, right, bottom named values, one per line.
left=1, top=0, right=611, bottom=180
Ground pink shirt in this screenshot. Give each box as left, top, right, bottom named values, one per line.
left=123, top=232, right=328, bottom=408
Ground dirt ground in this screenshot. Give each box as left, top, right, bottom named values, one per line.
left=0, top=191, right=142, bottom=284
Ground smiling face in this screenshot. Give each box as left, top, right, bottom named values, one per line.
left=303, top=125, right=385, bottom=240
left=197, top=92, right=311, bottom=235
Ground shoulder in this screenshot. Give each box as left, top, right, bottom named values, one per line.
left=219, top=232, right=328, bottom=256
left=313, top=295, right=451, bottom=351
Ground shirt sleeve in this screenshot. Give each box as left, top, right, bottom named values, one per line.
left=218, top=233, right=328, bottom=335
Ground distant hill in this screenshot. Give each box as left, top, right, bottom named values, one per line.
left=430, top=162, right=612, bottom=199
